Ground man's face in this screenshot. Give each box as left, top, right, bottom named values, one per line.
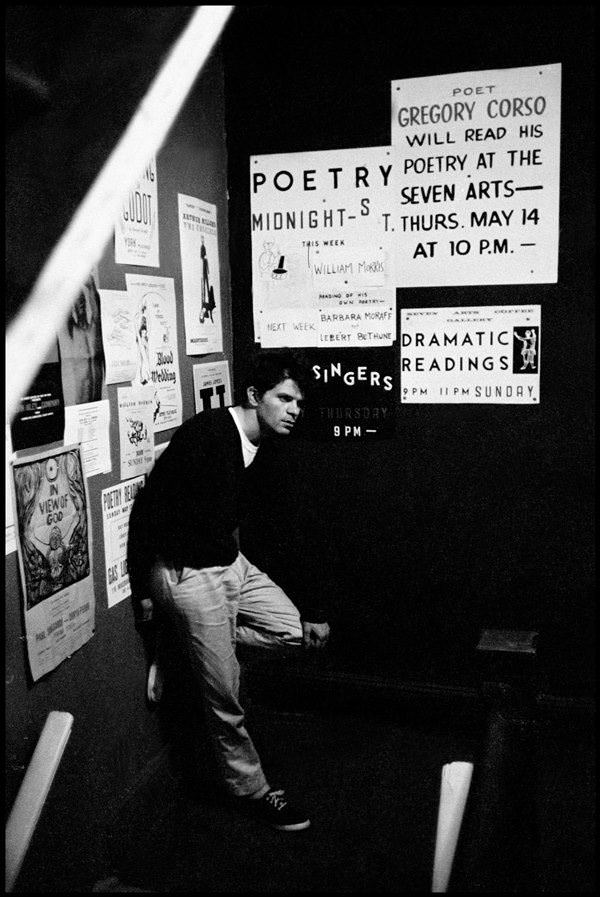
left=254, top=377, right=305, bottom=436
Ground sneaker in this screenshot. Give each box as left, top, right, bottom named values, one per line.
left=241, top=788, right=311, bottom=831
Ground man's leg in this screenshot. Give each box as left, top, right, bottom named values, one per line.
left=149, top=558, right=269, bottom=798
left=234, top=553, right=303, bottom=650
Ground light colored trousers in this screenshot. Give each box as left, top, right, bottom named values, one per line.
left=150, top=552, right=302, bottom=797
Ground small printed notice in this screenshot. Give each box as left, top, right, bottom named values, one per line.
left=115, top=157, right=159, bottom=267
left=400, top=304, right=541, bottom=403
left=117, top=387, right=154, bottom=481
left=64, top=400, right=112, bottom=476
left=11, top=443, right=95, bottom=681
left=390, top=64, right=561, bottom=285
left=250, top=146, right=396, bottom=344
left=192, top=360, right=232, bottom=414
left=101, top=476, right=145, bottom=608
left=99, top=289, right=138, bottom=384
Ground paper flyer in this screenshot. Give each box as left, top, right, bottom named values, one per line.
left=11, top=443, right=95, bottom=681
left=114, top=157, right=159, bottom=267
left=126, top=273, right=183, bottom=433
left=192, top=360, right=232, bottom=413
left=400, top=304, right=541, bottom=403
left=391, top=64, right=561, bottom=286
left=99, top=288, right=138, bottom=384
left=178, top=193, right=223, bottom=355
left=101, top=476, right=145, bottom=608
left=250, top=146, right=396, bottom=344
left=117, top=387, right=154, bottom=481
left=63, top=400, right=112, bottom=476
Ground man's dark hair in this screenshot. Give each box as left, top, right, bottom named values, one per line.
left=242, top=349, right=311, bottom=399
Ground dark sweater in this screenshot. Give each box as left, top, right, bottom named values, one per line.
left=128, top=407, right=327, bottom=621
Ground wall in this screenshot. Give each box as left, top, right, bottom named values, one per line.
left=5, top=10, right=232, bottom=890
left=223, top=6, right=595, bottom=693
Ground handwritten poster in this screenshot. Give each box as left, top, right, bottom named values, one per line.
left=101, top=476, right=145, bottom=608
left=178, top=194, right=223, bottom=355
left=400, top=305, right=541, bottom=403
left=115, top=157, right=159, bottom=267
left=260, top=287, right=396, bottom=348
left=126, top=273, right=183, bottom=433
left=117, top=387, right=154, bottom=480
left=250, top=146, right=396, bottom=344
left=192, top=360, right=232, bottom=414
left=390, top=64, right=561, bottom=285
left=99, top=289, right=138, bottom=384
left=11, top=443, right=95, bottom=681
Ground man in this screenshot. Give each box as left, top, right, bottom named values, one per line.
left=128, top=350, right=330, bottom=831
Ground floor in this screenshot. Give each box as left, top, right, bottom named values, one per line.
left=98, top=677, right=594, bottom=893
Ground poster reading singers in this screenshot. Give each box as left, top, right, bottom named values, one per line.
left=11, top=443, right=95, bottom=681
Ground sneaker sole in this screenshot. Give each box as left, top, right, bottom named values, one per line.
left=272, top=819, right=311, bottom=831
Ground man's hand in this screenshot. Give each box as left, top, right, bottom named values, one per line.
left=302, top=621, right=330, bottom=649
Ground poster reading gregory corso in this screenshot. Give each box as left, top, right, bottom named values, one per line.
left=390, top=64, right=561, bottom=286
left=400, top=305, right=541, bottom=403
left=11, top=443, right=95, bottom=681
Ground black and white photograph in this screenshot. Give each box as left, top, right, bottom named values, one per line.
left=5, top=6, right=595, bottom=893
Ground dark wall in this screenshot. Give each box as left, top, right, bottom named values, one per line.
left=223, top=6, right=596, bottom=688
left=5, top=10, right=232, bottom=890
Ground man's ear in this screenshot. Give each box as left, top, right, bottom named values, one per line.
left=246, top=386, right=259, bottom=407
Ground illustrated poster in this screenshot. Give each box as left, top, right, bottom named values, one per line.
left=390, top=63, right=561, bottom=285
left=114, top=157, right=159, bottom=267
left=101, top=476, right=145, bottom=608
left=192, top=360, right=232, bottom=413
left=178, top=194, right=223, bottom=355
left=250, top=146, right=396, bottom=343
left=11, top=443, right=95, bottom=681
left=126, top=273, right=183, bottom=433
left=117, top=387, right=154, bottom=480
left=400, top=305, right=541, bottom=403
left=99, top=289, right=138, bottom=384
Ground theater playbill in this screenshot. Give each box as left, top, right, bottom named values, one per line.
left=11, top=444, right=95, bottom=681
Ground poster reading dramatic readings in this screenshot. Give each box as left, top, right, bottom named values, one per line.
left=250, top=147, right=396, bottom=345
left=115, top=157, right=159, bottom=267
left=126, top=274, right=183, bottom=433
left=101, top=476, right=145, bottom=608
left=11, top=443, right=95, bottom=681
left=178, top=194, right=223, bottom=355
left=192, top=360, right=232, bottom=414
left=390, top=64, right=561, bottom=286
left=400, top=305, right=541, bottom=403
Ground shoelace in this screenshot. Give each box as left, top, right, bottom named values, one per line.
left=265, top=790, right=288, bottom=811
